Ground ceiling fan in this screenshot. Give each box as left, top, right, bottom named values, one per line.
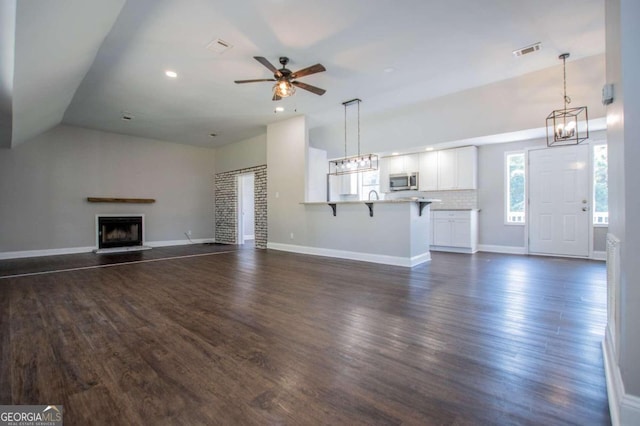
left=234, top=56, right=326, bottom=101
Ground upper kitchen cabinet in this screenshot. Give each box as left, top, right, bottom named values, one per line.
left=380, top=153, right=420, bottom=192
left=436, top=146, right=477, bottom=190
left=386, top=154, right=419, bottom=174
left=419, top=151, right=438, bottom=191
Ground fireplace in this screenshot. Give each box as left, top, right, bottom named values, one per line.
left=96, top=215, right=145, bottom=251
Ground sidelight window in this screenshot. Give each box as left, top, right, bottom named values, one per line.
left=593, top=144, right=608, bottom=226
left=505, top=152, right=525, bottom=224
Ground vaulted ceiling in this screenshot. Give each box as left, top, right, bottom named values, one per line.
left=0, top=0, right=605, bottom=149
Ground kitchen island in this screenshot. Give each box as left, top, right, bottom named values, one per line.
left=270, top=199, right=437, bottom=267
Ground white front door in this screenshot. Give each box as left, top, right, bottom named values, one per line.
left=529, top=145, right=590, bottom=257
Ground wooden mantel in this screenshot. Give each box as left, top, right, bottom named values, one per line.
left=87, top=197, right=156, bottom=204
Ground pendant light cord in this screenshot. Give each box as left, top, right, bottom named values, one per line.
left=344, top=102, right=347, bottom=159
left=562, top=54, right=571, bottom=109
left=357, top=99, right=361, bottom=157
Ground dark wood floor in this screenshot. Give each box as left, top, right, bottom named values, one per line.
left=0, top=247, right=610, bottom=425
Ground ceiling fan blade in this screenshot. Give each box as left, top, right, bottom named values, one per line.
left=234, top=79, right=276, bottom=84
left=254, top=56, right=282, bottom=78
left=291, top=63, right=326, bottom=79
left=291, top=81, right=326, bottom=96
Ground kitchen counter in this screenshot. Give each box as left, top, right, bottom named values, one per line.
left=294, top=199, right=435, bottom=267
left=430, top=208, right=479, bottom=211
left=302, top=198, right=441, bottom=205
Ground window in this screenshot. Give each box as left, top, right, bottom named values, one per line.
left=360, top=170, right=380, bottom=200
left=593, top=144, right=608, bottom=225
left=506, top=152, right=525, bottom=224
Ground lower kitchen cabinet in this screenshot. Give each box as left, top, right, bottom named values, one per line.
left=430, top=210, right=478, bottom=253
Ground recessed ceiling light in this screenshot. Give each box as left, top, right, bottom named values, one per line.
left=391, top=152, right=399, bottom=156
left=274, top=106, right=285, bottom=113
left=165, top=70, right=178, bottom=78
left=425, top=147, right=434, bottom=151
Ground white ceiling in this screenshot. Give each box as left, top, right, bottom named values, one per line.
left=3, top=0, right=605, bottom=148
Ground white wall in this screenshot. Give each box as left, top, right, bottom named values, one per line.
left=309, top=54, right=605, bottom=158
left=0, top=125, right=216, bottom=253
left=605, top=0, right=640, bottom=421
left=241, top=173, right=255, bottom=239
left=214, top=133, right=266, bottom=173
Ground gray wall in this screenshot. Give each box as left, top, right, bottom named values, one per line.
left=214, top=133, right=266, bottom=173
left=0, top=125, right=215, bottom=253
left=606, top=0, right=640, bottom=404
left=478, top=139, right=543, bottom=249
left=477, top=133, right=608, bottom=252
left=309, top=54, right=605, bottom=158
left=267, top=115, right=308, bottom=246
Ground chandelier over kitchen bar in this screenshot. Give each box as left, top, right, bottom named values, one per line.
left=546, top=53, right=589, bottom=147
left=329, top=98, right=378, bottom=175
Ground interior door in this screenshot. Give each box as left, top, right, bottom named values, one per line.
left=528, top=145, right=590, bottom=257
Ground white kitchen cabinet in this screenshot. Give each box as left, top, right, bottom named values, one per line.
left=380, top=154, right=420, bottom=192
left=328, top=173, right=358, bottom=197
left=379, top=157, right=390, bottom=192
left=430, top=210, right=478, bottom=253
left=437, top=149, right=457, bottom=190
left=387, top=156, right=405, bottom=174
left=403, top=153, right=420, bottom=173
left=386, top=154, right=419, bottom=174
left=455, top=146, right=478, bottom=189
left=419, top=151, right=438, bottom=191
left=433, top=146, right=478, bottom=190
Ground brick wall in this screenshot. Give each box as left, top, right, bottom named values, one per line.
left=214, top=165, right=267, bottom=248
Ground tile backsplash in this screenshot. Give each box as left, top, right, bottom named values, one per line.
left=385, top=189, right=477, bottom=210
left=422, top=190, right=477, bottom=210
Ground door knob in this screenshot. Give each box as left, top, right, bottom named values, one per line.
left=582, top=199, right=588, bottom=204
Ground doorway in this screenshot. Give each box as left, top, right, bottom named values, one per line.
left=237, top=173, right=255, bottom=245
left=528, top=144, right=590, bottom=257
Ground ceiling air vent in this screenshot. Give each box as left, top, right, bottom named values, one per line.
left=206, top=38, right=233, bottom=54
left=513, top=42, right=541, bottom=57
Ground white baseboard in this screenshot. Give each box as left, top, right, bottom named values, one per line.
left=592, top=250, right=606, bottom=261
left=603, top=328, right=640, bottom=425
left=0, top=238, right=216, bottom=260
left=266, top=242, right=431, bottom=268
left=0, top=246, right=96, bottom=260
left=430, top=246, right=477, bottom=254
left=477, top=244, right=527, bottom=255
left=146, top=238, right=215, bottom=247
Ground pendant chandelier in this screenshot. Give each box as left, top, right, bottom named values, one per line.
left=328, top=98, right=379, bottom=175
left=546, top=53, right=589, bottom=146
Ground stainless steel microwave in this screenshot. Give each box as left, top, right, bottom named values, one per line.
left=389, top=172, right=419, bottom=191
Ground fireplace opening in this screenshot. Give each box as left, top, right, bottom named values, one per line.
left=97, top=215, right=144, bottom=250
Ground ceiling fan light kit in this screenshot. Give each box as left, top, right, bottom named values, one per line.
left=546, top=53, right=589, bottom=147
left=235, top=56, right=326, bottom=101
left=329, top=99, right=379, bottom=176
